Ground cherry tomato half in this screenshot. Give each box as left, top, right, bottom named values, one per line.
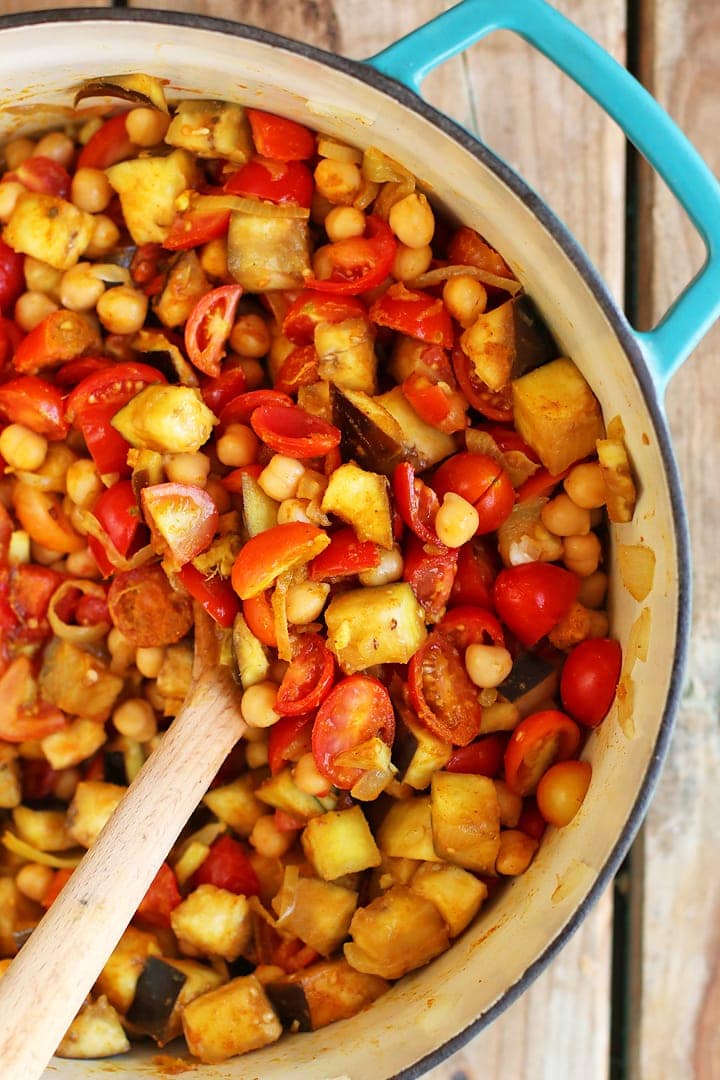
left=184, top=284, right=243, bottom=377
left=0, top=375, right=68, bottom=440
left=449, top=537, right=499, bottom=609
left=0, top=655, right=67, bottom=744
left=268, top=713, right=314, bottom=775
left=218, top=388, right=293, bottom=430
left=393, top=461, right=444, bottom=547
left=194, top=835, right=260, bottom=897
left=13, top=310, right=97, bottom=375
left=141, top=482, right=219, bottom=568
left=12, top=155, right=71, bottom=199
left=76, top=112, right=135, bottom=170
left=87, top=479, right=149, bottom=577
left=274, top=345, right=321, bottom=395
left=402, top=533, right=457, bottom=624
left=305, top=216, right=396, bottom=296
left=446, top=733, right=506, bottom=777
left=407, top=631, right=483, bottom=746
left=231, top=522, right=330, bottom=600
left=282, top=290, right=367, bottom=346
left=560, top=637, right=622, bottom=727
left=136, top=863, right=182, bottom=929
left=493, top=563, right=580, bottom=648
left=224, top=157, right=314, bottom=207
left=199, top=364, right=248, bottom=415
left=242, top=590, right=277, bottom=647
left=401, top=372, right=468, bottom=434
left=250, top=403, right=341, bottom=458
left=176, top=564, right=239, bottom=628
left=0, top=238, right=24, bottom=316
left=312, top=674, right=395, bottom=789
left=308, top=526, right=380, bottom=581
left=503, top=709, right=581, bottom=796
left=246, top=109, right=316, bottom=161
left=432, top=451, right=515, bottom=535
left=452, top=347, right=514, bottom=421
left=276, top=634, right=335, bottom=716
left=447, top=226, right=515, bottom=281
left=437, top=604, right=505, bottom=650
left=536, top=759, right=592, bottom=826
left=65, top=361, right=166, bottom=422
left=370, top=283, right=454, bottom=349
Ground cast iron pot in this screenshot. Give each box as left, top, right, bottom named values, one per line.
left=1, top=2, right=719, bottom=1077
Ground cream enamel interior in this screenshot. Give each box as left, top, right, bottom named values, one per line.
left=0, top=17, right=681, bottom=1080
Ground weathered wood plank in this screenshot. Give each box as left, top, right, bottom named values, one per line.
left=633, top=2, right=720, bottom=1078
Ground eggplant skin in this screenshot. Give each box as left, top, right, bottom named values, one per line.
left=266, top=958, right=388, bottom=1032
left=125, top=956, right=187, bottom=1043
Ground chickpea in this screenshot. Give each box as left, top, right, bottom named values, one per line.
left=276, top=498, right=311, bottom=524
left=389, top=192, right=435, bottom=248
left=34, top=131, right=74, bottom=167
left=136, top=646, right=166, bottom=680
left=250, top=814, right=295, bottom=858
left=563, top=532, right=602, bottom=577
left=3, top=137, right=36, bottom=171
left=434, top=492, right=479, bottom=548
left=293, top=752, right=331, bottom=796
left=325, top=205, right=366, bottom=242
left=229, top=313, right=271, bottom=358
left=258, top=455, right=306, bottom=502
left=96, top=285, right=148, bottom=335
left=14, top=291, right=59, bottom=332
left=85, top=214, right=121, bottom=258
left=15, top=863, right=54, bottom=903
left=52, top=767, right=81, bottom=802
left=314, top=158, right=362, bottom=205
left=65, top=547, right=102, bottom=578
left=241, top=681, right=281, bottom=728
left=285, top=580, right=330, bottom=624
left=238, top=356, right=265, bottom=390
left=24, top=256, right=62, bottom=298
left=204, top=476, right=232, bottom=514
left=392, top=243, right=433, bottom=282
left=215, top=423, right=259, bottom=468
left=540, top=493, right=591, bottom=537
left=113, top=698, right=158, bottom=742
left=107, top=627, right=136, bottom=674
left=66, top=458, right=102, bottom=508
left=0, top=181, right=25, bottom=224
left=125, top=107, right=170, bottom=146
left=465, top=643, right=513, bottom=689
left=71, top=167, right=113, bottom=213
left=0, top=424, right=48, bottom=472
left=443, top=275, right=488, bottom=327
left=496, top=830, right=538, bottom=876
left=359, top=545, right=404, bottom=587
left=59, top=262, right=106, bottom=312
left=164, top=451, right=212, bottom=486
left=245, top=738, right=269, bottom=769
left=200, top=237, right=229, bottom=280
left=587, top=610, right=610, bottom=638
left=564, top=461, right=606, bottom=509
left=577, top=569, right=608, bottom=609
left=30, top=540, right=61, bottom=566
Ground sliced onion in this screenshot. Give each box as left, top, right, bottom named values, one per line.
left=2, top=830, right=83, bottom=868
left=48, top=579, right=110, bottom=644
left=89, top=263, right=131, bottom=286
left=317, top=136, right=362, bottom=164
left=191, top=193, right=309, bottom=220
left=362, top=146, right=414, bottom=184
left=14, top=444, right=78, bottom=493
left=408, top=263, right=522, bottom=295
left=74, top=73, right=169, bottom=114
left=74, top=507, right=155, bottom=572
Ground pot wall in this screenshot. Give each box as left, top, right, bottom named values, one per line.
left=0, top=15, right=686, bottom=1079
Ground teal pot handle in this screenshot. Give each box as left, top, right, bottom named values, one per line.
left=367, top=0, right=720, bottom=396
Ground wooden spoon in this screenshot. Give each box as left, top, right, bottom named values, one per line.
left=0, top=606, right=247, bottom=1080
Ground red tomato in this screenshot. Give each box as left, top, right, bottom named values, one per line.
left=276, top=634, right=335, bottom=716
left=407, top=631, right=483, bottom=746
left=163, top=208, right=231, bottom=250
left=393, top=461, right=444, bottom=547
left=536, top=759, right=592, bottom=826
left=560, top=637, right=622, bottom=727
left=0, top=655, right=67, bottom=743
left=493, top=563, right=580, bottom=648
left=130, top=242, right=167, bottom=295
left=13, top=155, right=71, bottom=199
left=446, top=734, right=506, bottom=776
left=0, top=375, right=68, bottom=439
left=141, top=483, right=219, bottom=567
left=184, top=285, right=243, bottom=377
left=200, top=364, right=247, bottom=414
left=305, top=216, right=396, bottom=296
left=517, top=465, right=571, bottom=503
left=87, top=479, right=148, bottom=577
left=231, top=522, right=329, bottom=600
left=0, top=316, right=23, bottom=370
left=136, top=863, right=182, bottom=928
left=447, top=227, right=514, bottom=281
left=402, top=534, right=457, bottom=623
left=76, top=402, right=134, bottom=477
left=246, top=109, right=316, bottom=161
left=518, top=797, right=547, bottom=841
left=432, top=451, right=515, bottom=534
left=76, top=112, right=135, bottom=170
left=312, top=675, right=395, bottom=790
left=450, top=538, right=498, bottom=609
left=476, top=423, right=539, bottom=462
left=21, top=758, right=57, bottom=802
left=194, top=834, right=261, bottom=897
left=370, top=284, right=454, bottom=349
left=222, top=463, right=263, bottom=492
left=452, top=347, right=514, bottom=421
left=13, top=310, right=97, bottom=375
left=242, top=590, right=277, bottom=647
left=0, top=238, right=24, bottom=315
left=308, top=526, right=380, bottom=581
left=251, top=403, right=340, bottom=459
left=9, top=564, right=62, bottom=643
left=282, top=290, right=366, bottom=345
left=41, top=868, right=73, bottom=910
left=75, top=591, right=110, bottom=627
left=401, top=372, right=468, bottom=434
left=65, top=361, right=166, bottom=422
left=218, top=388, right=293, bottom=429
left=224, top=157, right=314, bottom=207
left=437, top=604, right=505, bottom=650
left=54, top=355, right=111, bottom=388
left=274, top=344, right=321, bottom=395
left=504, top=709, right=581, bottom=796
left=268, top=713, right=314, bottom=775
left=178, top=564, right=240, bottom=628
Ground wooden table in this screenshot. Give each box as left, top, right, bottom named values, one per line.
left=4, top=1, right=718, bottom=1077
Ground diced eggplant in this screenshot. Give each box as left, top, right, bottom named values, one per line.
left=330, top=384, right=407, bottom=477
left=106, top=149, right=197, bottom=245
left=66, top=781, right=126, bottom=848
left=315, top=317, right=377, bottom=394
left=376, top=796, right=440, bottom=863
left=4, top=193, right=94, bottom=270
left=124, top=956, right=188, bottom=1042
left=393, top=697, right=452, bottom=791
left=56, top=996, right=130, bottom=1059
left=112, top=385, right=216, bottom=454
left=170, top=884, right=252, bottom=962
left=430, top=772, right=500, bottom=875
left=498, top=650, right=560, bottom=718
left=344, top=885, right=449, bottom=979
left=409, top=861, right=488, bottom=937
left=272, top=867, right=357, bottom=955
left=228, top=211, right=310, bottom=292
left=265, top=957, right=388, bottom=1032
left=103, top=749, right=128, bottom=787
left=460, top=294, right=556, bottom=391
left=376, top=386, right=458, bottom=470
left=41, top=718, right=106, bottom=771
left=165, top=100, right=253, bottom=163
left=156, top=642, right=193, bottom=703
left=153, top=250, right=210, bottom=328
left=512, top=358, right=605, bottom=474
left=203, top=774, right=266, bottom=837
left=39, top=640, right=123, bottom=723
left=324, top=582, right=427, bottom=674
left=181, top=975, right=282, bottom=1064
left=301, top=806, right=382, bottom=881
left=321, top=462, right=393, bottom=549
left=256, top=767, right=335, bottom=823
left=96, top=926, right=162, bottom=1014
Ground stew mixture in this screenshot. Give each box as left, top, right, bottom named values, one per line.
left=0, top=76, right=636, bottom=1065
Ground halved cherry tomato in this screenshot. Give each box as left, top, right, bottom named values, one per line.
left=446, top=733, right=506, bottom=776
left=276, top=634, right=335, bottom=716
left=242, top=590, right=277, bottom=647
left=0, top=375, right=68, bottom=439
left=141, top=482, right=219, bottom=567
left=282, top=290, right=366, bottom=345
left=0, top=655, right=67, bottom=743
left=560, top=637, right=622, bottom=728
left=76, top=403, right=134, bottom=477
left=447, top=226, right=515, bottom=281
left=86, top=479, right=148, bottom=577
left=517, top=465, right=571, bottom=503
left=246, top=109, right=316, bottom=161
left=437, top=604, right=504, bottom=650
left=268, top=713, right=314, bottom=775
left=231, top=522, right=330, bottom=600
left=432, top=451, right=515, bottom=534
left=536, top=759, right=592, bottom=826
left=476, top=423, right=540, bottom=461
left=224, top=157, right=314, bottom=207
left=393, top=461, right=444, bottom=547
left=452, top=347, right=514, bottom=421
left=76, top=112, right=135, bottom=170
left=305, top=216, right=396, bottom=296
left=274, top=344, right=320, bottom=395
left=9, top=564, right=62, bottom=644
left=250, top=403, right=341, bottom=458
left=178, top=563, right=240, bottom=628
left=504, top=709, right=581, bottom=796
left=12, top=155, right=71, bottom=199
left=200, top=364, right=247, bottom=415
left=218, top=388, right=293, bottom=429
left=136, top=862, right=182, bottom=928
left=13, top=310, right=97, bottom=375
left=370, top=283, right=454, bottom=349
left=163, top=208, right=231, bottom=251
left=408, top=631, right=483, bottom=746
left=0, top=316, right=23, bottom=370
left=108, top=563, right=194, bottom=648
left=493, top=563, right=580, bottom=648
left=222, top=463, right=263, bottom=492
left=402, top=534, right=457, bottom=623
left=184, top=284, right=243, bottom=377
left=194, top=834, right=261, bottom=897
left=65, top=361, right=166, bottom=422
left=309, top=526, right=380, bottom=581
left=0, top=238, right=25, bottom=315
left=54, top=355, right=111, bottom=388
left=518, top=797, right=547, bottom=841
left=401, top=371, right=468, bottom=434
left=312, top=675, right=395, bottom=790
left=450, top=537, right=498, bottom=609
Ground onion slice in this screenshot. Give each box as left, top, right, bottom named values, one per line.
left=190, top=193, right=310, bottom=220
left=48, top=579, right=111, bottom=644
left=2, top=831, right=83, bottom=869
left=408, top=263, right=522, bottom=295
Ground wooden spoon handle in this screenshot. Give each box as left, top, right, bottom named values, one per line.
left=0, top=670, right=244, bottom=1080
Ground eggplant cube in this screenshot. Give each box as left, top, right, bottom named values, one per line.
left=228, top=212, right=310, bottom=292
left=460, top=294, right=556, bottom=391
left=302, top=806, right=381, bottom=880
left=66, top=781, right=126, bottom=848
left=376, top=796, right=441, bottom=863
left=331, top=385, right=407, bottom=477
left=265, top=957, right=388, bottom=1032
left=106, top=149, right=197, bottom=245
left=325, top=582, right=427, bottom=673
left=96, top=926, right=162, bottom=1013
left=321, top=462, right=393, bottom=549
left=430, top=772, right=501, bottom=875
left=376, top=386, right=457, bottom=470
left=5, top=193, right=94, bottom=270
left=273, top=873, right=358, bottom=955
left=39, top=640, right=123, bottom=722
left=315, top=316, right=378, bottom=394
left=170, top=884, right=252, bottom=962
left=498, top=650, right=559, bottom=718
left=124, top=956, right=187, bottom=1043
left=394, top=704, right=453, bottom=790
left=203, top=774, right=266, bottom=837
left=181, top=975, right=282, bottom=1064
left=344, top=885, right=449, bottom=980
left=256, top=766, right=333, bottom=822
left=165, top=100, right=253, bottom=163
left=56, top=996, right=130, bottom=1060
left=410, top=862, right=488, bottom=937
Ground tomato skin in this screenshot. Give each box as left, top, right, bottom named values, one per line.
left=194, top=834, right=261, bottom=897
left=274, top=344, right=321, bottom=395
left=370, top=284, right=454, bottom=350
left=247, top=109, right=316, bottom=161
left=13, top=155, right=71, bottom=199
left=178, top=564, right=240, bottom=628
left=560, top=637, right=622, bottom=727
left=401, top=372, right=468, bottom=434
left=446, top=734, right=506, bottom=776
left=242, top=590, right=277, bottom=647
left=282, top=291, right=366, bottom=346
left=268, top=713, right=314, bottom=775
left=9, top=564, right=62, bottom=644
left=437, top=604, right=505, bottom=650
left=518, top=797, right=547, bottom=841
left=54, top=355, right=111, bottom=388
left=231, top=522, right=330, bottom=600
left=163, top=208, right=231, bottom=250
left=493, top=563, right=580, bottom=648
left=450, top=538, right=498, bottom=609
left=224, top=157, right=314, bottom=207
left=65, top=361, right=166, bottom=422
left=312, top=674, right=395, bottom=790
left=305, top=216, right=396, bottom=296
left=536, top=759, right=592, bottom=826
left=0, top=316, right=23, bottom=372
left=200, top=364, right=247, bottom=415
left=250, top=403, right=341, bottom=458
left=393, top=461, right=444, bottom=548
left=452, top=347, right=514, bottom=421
left=402, top=534, right=457, bottom=623
left=13, top=310, right=97, bottom=375
left=0, top=238, right=25, bottom=315
left=141, top=483, right=219, bottom=568
left=86, top=479, right=147, bottom=577
left=76, top=112, right=135, bottom=170
left=76, top=402, right=134, bottom=477
left=447, top=227, right=515, bottom=281
left=219, top=388, right=293, bottom=429
left=276, top=634, right=335, bottom=716
left=504, top=709, right=581, bottom=796
left=432, top=451, right=515, bottom=534
left=0, top=375, right=69, bottom=439
left=185, top=284, right=243, bottom=377
left=517, top=465, right=570, bottom=503
left=408, top=631, right=483, bottom=746
left=136, top=862, right=182, bottom=928
left=308, top=526, right=380, bottom=581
